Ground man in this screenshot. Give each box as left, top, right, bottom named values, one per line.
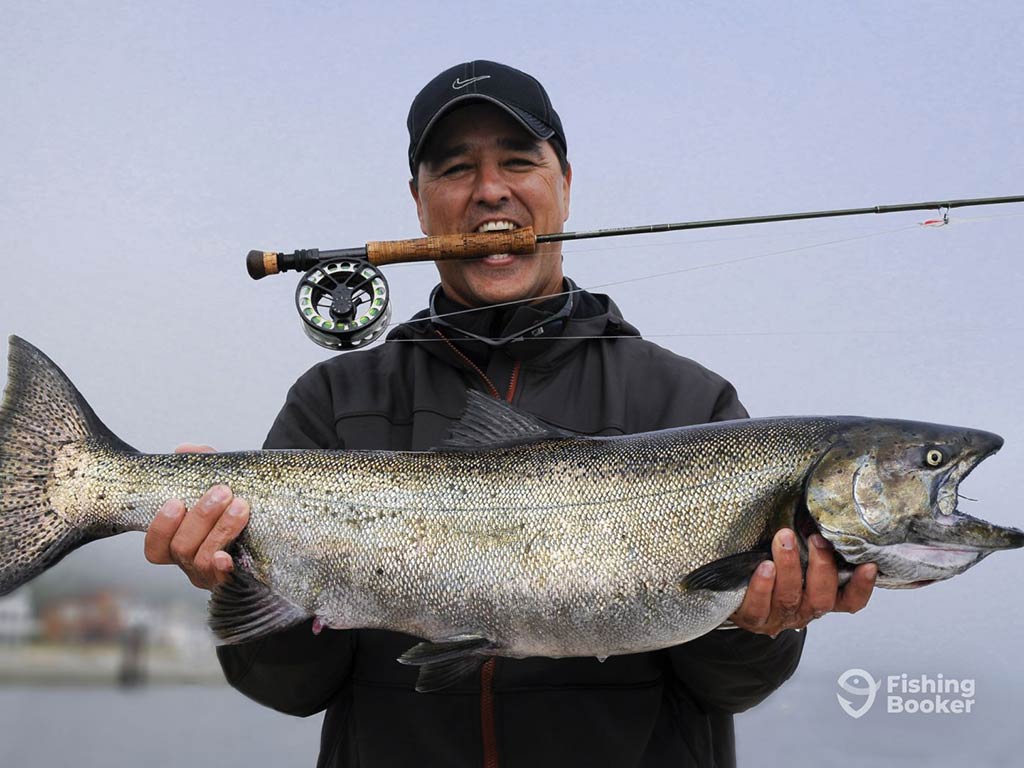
left=145, top=61, right=876, bottom=767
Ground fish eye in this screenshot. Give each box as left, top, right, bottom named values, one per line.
left=925, top=449, right=945, bottom=467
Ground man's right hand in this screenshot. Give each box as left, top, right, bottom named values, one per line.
left=144, top=444, right=250, bottom=590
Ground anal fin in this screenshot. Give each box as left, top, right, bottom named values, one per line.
left=397, top=635, right=495, bottom=693
left=681, top=549, right=771, bottom=592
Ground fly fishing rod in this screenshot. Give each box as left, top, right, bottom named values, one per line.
left=246, top=194, right=1024, bottom=350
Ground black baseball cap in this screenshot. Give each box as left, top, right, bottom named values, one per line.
left=407, top=60, right=567, bottom=177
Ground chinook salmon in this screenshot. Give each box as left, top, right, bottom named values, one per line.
left=1, top=336, right=1021, bottom=691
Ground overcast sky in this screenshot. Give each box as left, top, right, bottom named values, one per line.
left=2, top=1, right=1023, bottom=763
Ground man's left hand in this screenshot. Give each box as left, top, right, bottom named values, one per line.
left=729, top=528, right=877, bottom=636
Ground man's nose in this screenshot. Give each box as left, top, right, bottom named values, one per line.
left=472, top=161, right=511, bottom=207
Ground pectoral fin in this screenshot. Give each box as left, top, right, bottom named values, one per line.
left=397, top=635, right=496, bottom=693
left=681, top=549, right=771, bottom=591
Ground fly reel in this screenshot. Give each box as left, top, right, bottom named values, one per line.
left=295, top=259, right=391, bottom=350
left=247, top=228, right=538, bottom=350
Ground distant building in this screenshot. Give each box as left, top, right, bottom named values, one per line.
left=0, top=591, right=37, bottom=644
left=40, top=590, right=123, bottom=643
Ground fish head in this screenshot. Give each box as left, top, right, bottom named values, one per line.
left=803, top=420, right=1023, bottom=588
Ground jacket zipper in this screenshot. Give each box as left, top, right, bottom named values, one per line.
left=482, top=359, right=520, bottom=768
left=435, top=330, right=500, bottom=398
left=436, top=330, right=521, bottom=768
left=480, top=657, right=499, bottom=768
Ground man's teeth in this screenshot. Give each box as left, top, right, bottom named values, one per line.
left=477, top=221, right=517, bottom=233
left=477, top=222, right=517, bottom=261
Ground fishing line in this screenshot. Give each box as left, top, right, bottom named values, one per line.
left=379, top=220, right=913, bottom=261
left=246, top=194, right=1024, bottom=350
left=386, top=222, right=919, bottom=336
left=387, top=328, right=1024, bottom=343
left=585, top=224, right=918, bottom=292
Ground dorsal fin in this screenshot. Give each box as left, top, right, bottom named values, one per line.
left=439, top=390, right=571, bottom=451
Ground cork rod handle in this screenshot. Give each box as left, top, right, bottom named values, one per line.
left=366, top=227, right=537, bottom=266
left=246, top=250, right=282, bottom=280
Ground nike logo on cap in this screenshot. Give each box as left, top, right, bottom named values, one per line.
left=452, top=75, right=491, bottom=89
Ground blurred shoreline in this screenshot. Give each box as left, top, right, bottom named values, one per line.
left=0, top=641, right=224, bottom=687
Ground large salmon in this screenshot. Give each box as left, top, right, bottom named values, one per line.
left=0, top=336, right=1020, bottom=691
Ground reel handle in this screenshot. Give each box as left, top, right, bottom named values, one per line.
left=366, top=227, right=537, bottom=266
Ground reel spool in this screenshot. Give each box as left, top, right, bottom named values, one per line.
left=248, top=228, right=537, bottom=350
left=295, top=259, right=391, bottom=350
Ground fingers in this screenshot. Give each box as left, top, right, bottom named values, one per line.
left=729, top=529, right=851, bottom=636
left=835, top=563, right=877, bottom=614
left=144, top=485, right=250, bottom=591
left=803, top=534, right=839, bottom=618
left=144, top=499, right=186, bottom=565
left=168, top=485, right=234, bottom=588
left=193, top=497, right=250, bottom=578
left=770, top=529, right=803, bottom=627
left=730, top=560, right=776, bottom=630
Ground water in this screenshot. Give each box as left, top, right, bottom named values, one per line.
left=736, top=655, right=1023, bottom=768
left=0, top=685, right=321, bottom=768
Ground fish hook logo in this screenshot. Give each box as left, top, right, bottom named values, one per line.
left=836, top=668, right=881, bottom=719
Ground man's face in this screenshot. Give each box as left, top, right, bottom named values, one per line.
left=410, top=104, right=572, bottom=308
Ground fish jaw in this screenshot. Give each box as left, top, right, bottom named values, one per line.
left=863, top=509, right=1024, bottom=588
left=806, top=419, right=1021, bottom=588
left=836, top=537, right=1000, bottom=589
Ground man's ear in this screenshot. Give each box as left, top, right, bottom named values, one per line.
left=562, top=163, right=572, bottom=222
left=409, top=177, right=428, bottom=235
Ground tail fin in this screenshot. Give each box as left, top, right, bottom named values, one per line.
left=0, top=336, right=134, bottom=595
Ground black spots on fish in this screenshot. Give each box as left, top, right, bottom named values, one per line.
left=643, top=581, right=668, bottom=597
left=340, top=508, right=403, bottom=529
left=445, top=481, right=470, bottom=497
left=523, top=533, right=541, bottom=557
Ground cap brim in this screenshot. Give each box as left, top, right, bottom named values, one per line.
left=412, top=94, right=555, bottom=167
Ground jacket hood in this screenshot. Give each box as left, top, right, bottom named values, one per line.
left=385, top=278, right=640, bottom=371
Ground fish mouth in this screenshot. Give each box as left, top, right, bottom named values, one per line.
left=910, top=433, right=1022, bottom=554
left=932, top=430, right=1002, bottom=519
left=800, top=428, right=1022, bottom=588
left=892, top=432, right=1022, bottom=587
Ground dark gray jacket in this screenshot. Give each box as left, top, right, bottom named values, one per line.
left=218, top=284, right=804, bottom=767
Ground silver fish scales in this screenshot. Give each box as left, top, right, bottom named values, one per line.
left=1, top=336, right=1021, bottom=691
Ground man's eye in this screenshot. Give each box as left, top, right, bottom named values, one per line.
left=441, top=163, right=471, bottom=176
left=505, top=157, right=535, bottom=168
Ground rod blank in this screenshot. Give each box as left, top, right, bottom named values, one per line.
left=247, top=194, right=1024, bottom=278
